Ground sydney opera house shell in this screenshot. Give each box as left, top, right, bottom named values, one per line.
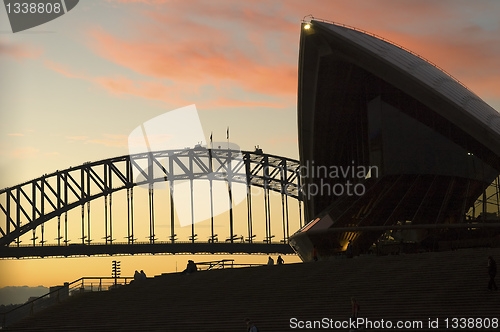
left=290, top=19, right=500, bottom=261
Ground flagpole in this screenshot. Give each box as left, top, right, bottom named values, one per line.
left=226, top=126, right=234, bottom=243
left=209, top=132, right=215, bottom=243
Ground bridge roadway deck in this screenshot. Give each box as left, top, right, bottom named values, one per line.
left=0, top=242, right=294, bottom=258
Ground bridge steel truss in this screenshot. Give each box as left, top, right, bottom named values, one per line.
left=0, top=149, right=303, bottom=257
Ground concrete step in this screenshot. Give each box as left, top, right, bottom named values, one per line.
left=7, top=247, right=500, bottom=331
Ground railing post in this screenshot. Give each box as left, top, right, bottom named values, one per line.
left=64, top=282, right=69, bottom=300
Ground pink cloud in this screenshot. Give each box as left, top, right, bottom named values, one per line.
left=45, top=60, right=188, bottom=106
left=88, top=0, right=500, bottom=102
left=106, top=0, right=168, bottom=3
left=367, top=27, right=500, bottom=99
left=65, top=134, right=128, bottom=148
left=46, top=58, right=292, bottom=109
left=11, top=147, right=39, bottom=159
left=49, top=1, right=500, bottom=105
left=198, top=97, right=286, bottom=110
left=281, top=1, right=454, bottom=31
left=0, top=42, right=42, bottom=60
left=87, top=7, right=299, bottom=98
left=66, top=136, right=88, bottom=141
left=94, top=76, right=173, bottom=100
left=87, top=134, right=128, bottom=148
left=45, top=60, right=86, bottom=79
left=281, top=1, right=500, bottom=99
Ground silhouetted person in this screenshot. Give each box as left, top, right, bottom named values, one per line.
left=188, top=260, right=197, bottom=273
left=140, top=270, right=147, bottom=280
left=351, top=297, right=360, bottom=318
left=349, top=297, right=360, bottom=331
left=346, top=240, right=353, bottom=258
left=134, top=270, right=141, bottom=282
left=183, top=260, right=197, bottom=274
left=488, top=256, right=497, bottom=291
left=267, top=256, right=274, bottom=265
left=245, top=318, right=259, bottom=332
left=277, top=255, right=284, bottom=265
left=312, top=245, right=318, bottom=261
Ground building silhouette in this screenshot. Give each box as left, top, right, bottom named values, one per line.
left=291, top=19, right=500, bottom=261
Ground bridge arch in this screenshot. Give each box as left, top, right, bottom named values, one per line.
left=0, top=148, right=303, bottom=251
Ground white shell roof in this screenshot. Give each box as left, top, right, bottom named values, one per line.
left=313, top=20, right=500, bottom=140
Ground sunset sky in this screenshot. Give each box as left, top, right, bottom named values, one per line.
left=1, top=0, right=500, bottom=295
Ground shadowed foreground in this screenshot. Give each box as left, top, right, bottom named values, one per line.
left=7, top=247, right=500, bottom=331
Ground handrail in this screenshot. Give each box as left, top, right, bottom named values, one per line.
left=195, top=259, right=234, bottom=270
left=194, top=259, right=265, bottom=271
left=1, top=276, right=132, bottom=328
left=5, top=240, right=287, bottom=248
left=1, top=260, right=275, bottom=328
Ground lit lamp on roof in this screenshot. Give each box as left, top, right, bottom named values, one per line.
left=302, top=14, right=314, bottom=30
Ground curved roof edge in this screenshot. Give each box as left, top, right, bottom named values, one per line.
left=303, top=19, right=500, bottom=158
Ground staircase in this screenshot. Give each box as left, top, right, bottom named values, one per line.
left=6, top=247, right=500, bottom=331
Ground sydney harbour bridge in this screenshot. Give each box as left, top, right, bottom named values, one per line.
left=0, top=147, right=304, bottom=258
